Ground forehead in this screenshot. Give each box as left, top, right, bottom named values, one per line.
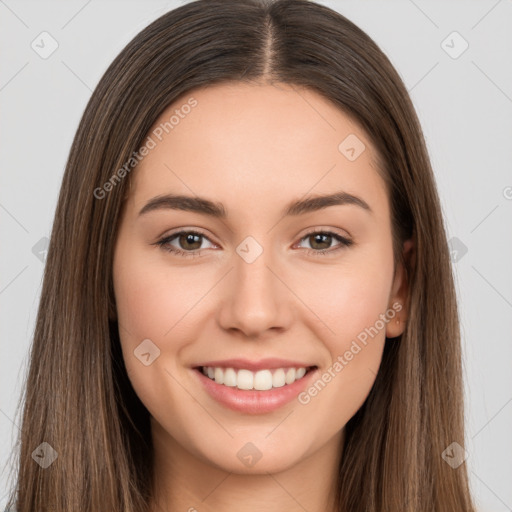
left=129, top=82, right=388, bottom=220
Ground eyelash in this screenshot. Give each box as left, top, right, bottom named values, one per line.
left=154, top=229, right=353, bottom=258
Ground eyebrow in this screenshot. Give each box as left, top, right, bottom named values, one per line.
left=138, top=190, right=372, bottom=218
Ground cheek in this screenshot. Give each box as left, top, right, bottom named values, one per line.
left=296, top=255, right=394, bottom=344
left=113, top=247, right=204, bottom=342
left=292, top=245, right=394, bottom=412
left=114, top=271, right=166, bottom=341
left=112, top=245, right=200, bottom=413
left=293, top=258, right=394, bottom=437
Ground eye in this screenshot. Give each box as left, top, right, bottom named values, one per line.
left=154, top=230, right=216, bottom=258
left=153, top=228, right=353, bottom=258
left=295, top=229, right=353, bottom=256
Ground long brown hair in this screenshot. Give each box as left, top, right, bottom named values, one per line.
left=4, top=0, right=476, bottom=510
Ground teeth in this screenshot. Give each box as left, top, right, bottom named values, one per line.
left=237, top=369, right=254, bottom=390
left=272, top=368, right=286, bottom=388
left=254, top=369, right=272, bottom=391
left=214, top=367, right=224, bottom=385
left=200, top=366, right=311, bottom=390
left=296, top=367, right=306, bottom=379
left=223, top=368, right=237, bottom=387
left=285, top=368, right=296, bottom=384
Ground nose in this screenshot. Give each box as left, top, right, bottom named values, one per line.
left=216, top=243, right=294, bottom=339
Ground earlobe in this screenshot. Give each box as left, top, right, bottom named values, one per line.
left=386, top=309, right=405, bottom=339
left=386, top=238, right=415, bottom=339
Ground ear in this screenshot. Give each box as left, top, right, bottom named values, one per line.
left=385, top=238, right=415, bottom=339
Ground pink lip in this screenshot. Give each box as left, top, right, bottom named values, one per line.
left=194, top=358, right=315, bottom=372
left=193, top=366, right=319, bottom=415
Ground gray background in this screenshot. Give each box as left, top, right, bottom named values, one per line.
left=1, top=0, right=511, bottom=510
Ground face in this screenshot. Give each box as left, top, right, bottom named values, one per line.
left=112, top=82, right=410, bottom=476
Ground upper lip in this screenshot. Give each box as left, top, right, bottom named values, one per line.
left=194, top=358, right=317, bottom=372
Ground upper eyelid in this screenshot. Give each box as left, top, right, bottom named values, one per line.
left=161, top=229, right=216, bottom=244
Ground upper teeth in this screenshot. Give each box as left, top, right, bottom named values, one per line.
left=201, top=366, right=308, bottom=390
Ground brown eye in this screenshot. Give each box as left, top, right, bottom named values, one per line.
left=308, top=233, right=333, bottom=250
left=297, top=230, right=353, bottom=256
left=177, top=232, right=203, bottom=251
left=154, top=230, right=215, bottom=257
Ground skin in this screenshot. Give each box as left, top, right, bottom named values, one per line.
left=112, top=82, right=413, bottom=512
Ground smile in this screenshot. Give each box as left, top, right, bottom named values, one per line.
left=192, top=360, right=319, bottom=414
left=200, top=365, right=313, bottom=390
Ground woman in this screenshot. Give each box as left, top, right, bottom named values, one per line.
left=5, top=0, right=476, bottom=510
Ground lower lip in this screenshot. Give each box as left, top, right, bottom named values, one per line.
left=193, top=367, right=318, bottom=414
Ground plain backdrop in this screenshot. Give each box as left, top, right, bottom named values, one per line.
left=1, top=1, right=511, bottom=510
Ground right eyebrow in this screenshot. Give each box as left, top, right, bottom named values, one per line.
left=138, top=194, right=226, bottom=218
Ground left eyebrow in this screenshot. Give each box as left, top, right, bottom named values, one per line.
left=283, top=190, right=373, bottom=217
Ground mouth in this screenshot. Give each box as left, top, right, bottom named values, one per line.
left=191, top=360, right=319, bottom=414
left=193, top=364, right=317, bottom=390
